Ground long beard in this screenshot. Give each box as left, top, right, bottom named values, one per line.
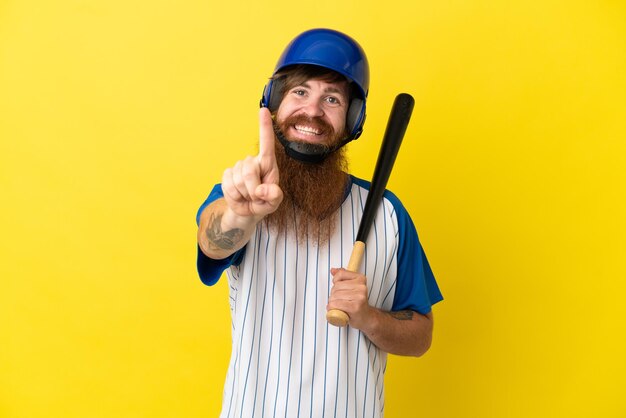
left=265, top=141, right=349, bottom=245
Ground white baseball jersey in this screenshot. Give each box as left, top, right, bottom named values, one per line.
left=196, top=175, right=442, bottom=418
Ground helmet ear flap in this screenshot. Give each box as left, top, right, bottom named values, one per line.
left=261, top=77, right=286, bottom=112
left=346, top=97, right=365, bottom=140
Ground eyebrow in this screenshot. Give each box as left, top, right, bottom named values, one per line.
left=299, top=82, right=347, bottom=97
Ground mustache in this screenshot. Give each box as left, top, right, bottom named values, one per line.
left=272, top=121, right=331, bottom=155
left=280, top=114, right=335, bottom=137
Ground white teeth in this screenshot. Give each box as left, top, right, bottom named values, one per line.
left=295, top=125, right=321, bottom=135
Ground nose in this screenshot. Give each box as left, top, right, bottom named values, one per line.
left=302, top=98, right=324, bottom=117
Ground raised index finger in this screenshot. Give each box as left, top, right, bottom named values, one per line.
left=258, top=107, right=277, bottom=163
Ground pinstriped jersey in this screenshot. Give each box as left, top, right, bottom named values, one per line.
left=196, top=175, right=443, bottom=418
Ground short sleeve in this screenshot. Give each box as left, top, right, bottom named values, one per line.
left=386, top=192, right=443, bottom=314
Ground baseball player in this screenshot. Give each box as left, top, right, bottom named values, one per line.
left=196, top=28, right=443, bottom=418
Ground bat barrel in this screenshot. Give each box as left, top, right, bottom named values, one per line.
left=356, top=93, right=414, bottom=243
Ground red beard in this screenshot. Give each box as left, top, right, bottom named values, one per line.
left=264, top=118, right=349, bottom=244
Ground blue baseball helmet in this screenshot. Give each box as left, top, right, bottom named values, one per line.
left=261, top=28, right=370, bottom=141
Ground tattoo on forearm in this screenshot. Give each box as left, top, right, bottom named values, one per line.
left=389, top=310, right=414, bottom=320
left=205, top=213, right=244, bottom=251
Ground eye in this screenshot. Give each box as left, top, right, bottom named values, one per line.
left=292, top=89, right=306, bottom=96
left=325, top=96, right=342, bottom=106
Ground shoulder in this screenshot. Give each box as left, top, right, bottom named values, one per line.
left=349, top=175, right=409, bottom=218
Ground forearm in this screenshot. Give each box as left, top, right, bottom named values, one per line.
left=197, top=198, right=261, bottom=260
left=360, top=309, right=433, bottom=357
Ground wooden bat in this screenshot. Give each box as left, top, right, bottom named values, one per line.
left=326, top=93, right=415, bottom=327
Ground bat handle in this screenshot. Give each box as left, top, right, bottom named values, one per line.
left=326, top=241, right=366, bottom=327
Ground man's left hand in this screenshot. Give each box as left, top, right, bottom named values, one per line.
left=327, top=268, right=373, bottom=330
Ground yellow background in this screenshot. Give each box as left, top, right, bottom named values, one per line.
left=2, top=0, right=625, bottom=417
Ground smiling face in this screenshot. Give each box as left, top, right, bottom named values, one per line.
left=275, top=77, right=350, bottom=147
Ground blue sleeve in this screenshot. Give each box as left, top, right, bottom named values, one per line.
left=195, top=184, right=245, bottom=286
left=386, top=192, right=443, bottom=314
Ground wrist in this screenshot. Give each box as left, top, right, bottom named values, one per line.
left=357, top=306, right=383, bottom=336
left=222, top=206, right=263, bottom=230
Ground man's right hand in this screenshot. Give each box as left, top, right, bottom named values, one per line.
left=221, top=107, right=284, bottom=221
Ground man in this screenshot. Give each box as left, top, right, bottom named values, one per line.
left=196, top=28, right=443, bottom=418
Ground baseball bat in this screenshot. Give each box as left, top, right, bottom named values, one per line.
left=326, top=93, right=415, bottom=327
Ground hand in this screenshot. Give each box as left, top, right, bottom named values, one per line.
left=221, top=108, right=283, bottom=220
left=327, top=268, right=374, bottom=330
